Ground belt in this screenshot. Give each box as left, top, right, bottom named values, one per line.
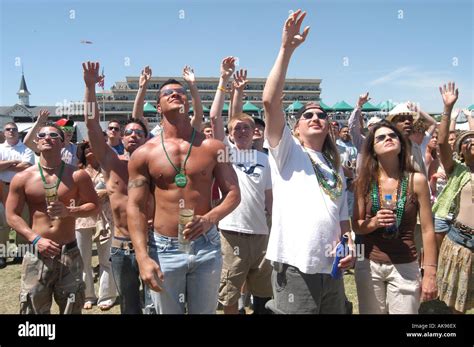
left=63, top=240, right=77, bottom=250
left=220, top=229, right=257, bottom=237
left=111, top=238, right=134, bottom=250
left=453, top=220, right=474, bottom=235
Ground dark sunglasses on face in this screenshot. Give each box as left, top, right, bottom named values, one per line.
left=301, top=111, right=328, bottom=120
left=160, top=87, right=186, bottom=98
left=396, top=115, right=413, bottom=123
left=108, top=126, right=120, bottom=132
left=375, top=132, right=398, bottom=144
left=37, top=132, right=61, bottom=139
left=124, top=128, right=145, bottom=137
left=4, top=128, right=18, bottom=132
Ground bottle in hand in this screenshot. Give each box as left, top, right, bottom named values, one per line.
left=381, top=194, right=398, bottom=239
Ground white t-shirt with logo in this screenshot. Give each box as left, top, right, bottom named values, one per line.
left=266, top=126, right=349, bottom=274
left=219, top=137, right=272, bottom=235
left=61, top=143, right=78, bottom=167
left=0, top=141, right=35, bottom=183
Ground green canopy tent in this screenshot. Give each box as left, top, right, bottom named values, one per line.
left=243, top=101, right=260, bottom=114
left=377, top=100, right=397, bottom=112
left=468, top=104, right=474, bottom=111
left=361, top=102, right=381, bottom=112
left=319, top=100, right=334, bottom=112
left=332, top=101, right=353, bottom=112
left=143, top=102, right=157, bottom=114
left=285, top=100, right=305, bottom=113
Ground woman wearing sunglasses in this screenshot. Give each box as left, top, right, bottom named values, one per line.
left=353, top=121, right=438, bottom=314
left=262, top=10, right=354, bottom=314
left=434, top=82, right=474, bottom=314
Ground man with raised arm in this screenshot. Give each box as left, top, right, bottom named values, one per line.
left=6, top=123, right=98, bottom=314
left=127, top=76, right=241, bottom=314
left=262, top=10, right=355, bottom=314
left=82, top=61, right=150, bottom=314
left=210, top=61, right=273, bottom=314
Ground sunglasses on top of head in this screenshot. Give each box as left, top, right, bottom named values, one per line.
left=374, top=132, right=398, bottom=144
left=300, top=111, right=328, bottom=120
left=160, top=87, right=186, bottom=98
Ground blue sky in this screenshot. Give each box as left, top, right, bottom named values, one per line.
left=1, top=0, right=473, bottom=112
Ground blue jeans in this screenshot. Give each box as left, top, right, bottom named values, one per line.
left=110, top=247, right=142, bottom=314
left=148, top=226, right=222, bottom=314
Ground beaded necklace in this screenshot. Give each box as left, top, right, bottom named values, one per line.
left=306, top=152, right=343, bottom=201
left=371, top=174, right=408, bottom=227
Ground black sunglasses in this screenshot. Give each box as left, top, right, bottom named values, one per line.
left=396, top=115, right=413, bottom=123
left=301, top=111, right=328, bottom=120
left=375, top=132, right=398, bottom=144
left=108, top=126, right=120, bottom=132
left=4, top=128, right=18, bottom=132
left=37, top=132, right=61, bottom=139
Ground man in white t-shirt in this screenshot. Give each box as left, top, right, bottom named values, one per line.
left=55, top=119, right=78, bottom=167
left=217, top=114, right=273, bottom=314
left=0, top=122, right=35, bottom=268
left=261, top=10, right=355, bottom=314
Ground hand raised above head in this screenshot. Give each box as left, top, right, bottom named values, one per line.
left=38, top=109, right=50, bottom=121
left=232, top=69, right=248, bottom=91
left=182, top=65, right=196, bottom=84
left=82, top=61, right=101, bottom=87
left=439, top=82, right=458, bottom=108
left=282, top=9, right=310, bottom=50
left=357, top=92, right=371, bottom=108
left=139, top=65, right=152, bottom=88
left=220, top=56, right=236, bottom=80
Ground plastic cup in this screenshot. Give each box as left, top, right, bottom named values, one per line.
left=178, top=208, right=194, bottom=253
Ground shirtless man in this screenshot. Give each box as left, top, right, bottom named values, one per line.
left=82, top=61, right=150, bottom=314
left=127, top=78, right=241, bottom=314
left=6, top=124, right=98, bottom=314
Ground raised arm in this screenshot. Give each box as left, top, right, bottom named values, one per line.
left=182, top=66, right=203, bottom=131
left=210, top=57, right=235, bottom=141
left=24, top=109, right=50, bottom=152
left=263, top=9, right=310, bottom=147
left=463, top=108, right=474, bottom=130
left=132, top=66, right=152, bottom=133
left=231, top=69, right=248, bottom=117
left=408, top=102, right=437, bottom=136
left=438, top=82, right=459, bottom=175
left=348, top=93, right=370, bottom=151
left=449, top=109, right=460, bottom=132
left=127, top=146, right=163, bottom=292
left=82, top=61, right=119, bottom=172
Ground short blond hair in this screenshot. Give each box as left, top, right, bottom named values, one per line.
left=227, top=113, right=255, bottom=133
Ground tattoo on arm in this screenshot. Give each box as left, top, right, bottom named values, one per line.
left=128, top=178, right=149, bottom=190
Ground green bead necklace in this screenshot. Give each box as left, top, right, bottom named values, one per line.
left=306, top=153, right=343, bottom=201
left=371, top=174, right=408, bottom=228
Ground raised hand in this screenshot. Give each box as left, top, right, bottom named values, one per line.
left=38, top=109, right=50, bottom=121
left=282, top=9, right=310, bottom=50
left=232, top=69, right=248, bottom=91
left=82, top=61, right=101, bottom=87
left=139, top=66, right=152, bottom=88
left=439, top=82, right=458, bottom=108
left=407, top=101, right=419, bottom=113
left=182, top=65, right=195, bottom=84
left=220, top=56, right=236, bottom=81
left=357, top=92, right=371, bottom=108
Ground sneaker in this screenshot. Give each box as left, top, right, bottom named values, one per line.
left=0, top=257, right=6, bottom=269
left=238, top=308, right=246, bottom=315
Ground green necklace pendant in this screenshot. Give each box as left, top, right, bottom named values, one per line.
left=175, top=173, right=187, bottom=188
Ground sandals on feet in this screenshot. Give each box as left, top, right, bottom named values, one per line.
left=98, top=300, right=114, bottom=311
left=83, top=301, right=94, bottom=310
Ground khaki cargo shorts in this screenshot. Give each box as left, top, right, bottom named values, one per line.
left=218, top=230, right=272, bottom=306
left=19, top=243, right=85, bottom=314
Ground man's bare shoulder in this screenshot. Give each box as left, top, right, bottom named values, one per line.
left=10, top=165, right=37, bottom=186
left=72, top=167, right=91, bottom=182
left=129, top=140, right=159, bottom=163
left=200, top=137, right=226, bottom=152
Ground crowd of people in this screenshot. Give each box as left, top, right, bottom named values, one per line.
left=0, top=10, right=472, bottom=315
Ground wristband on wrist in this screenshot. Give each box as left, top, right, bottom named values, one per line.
left=31, top=235, right=41, bottom=246
left=217, top=86, right=226, bottom=92
left=423, top=264, right=437, bottom=267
